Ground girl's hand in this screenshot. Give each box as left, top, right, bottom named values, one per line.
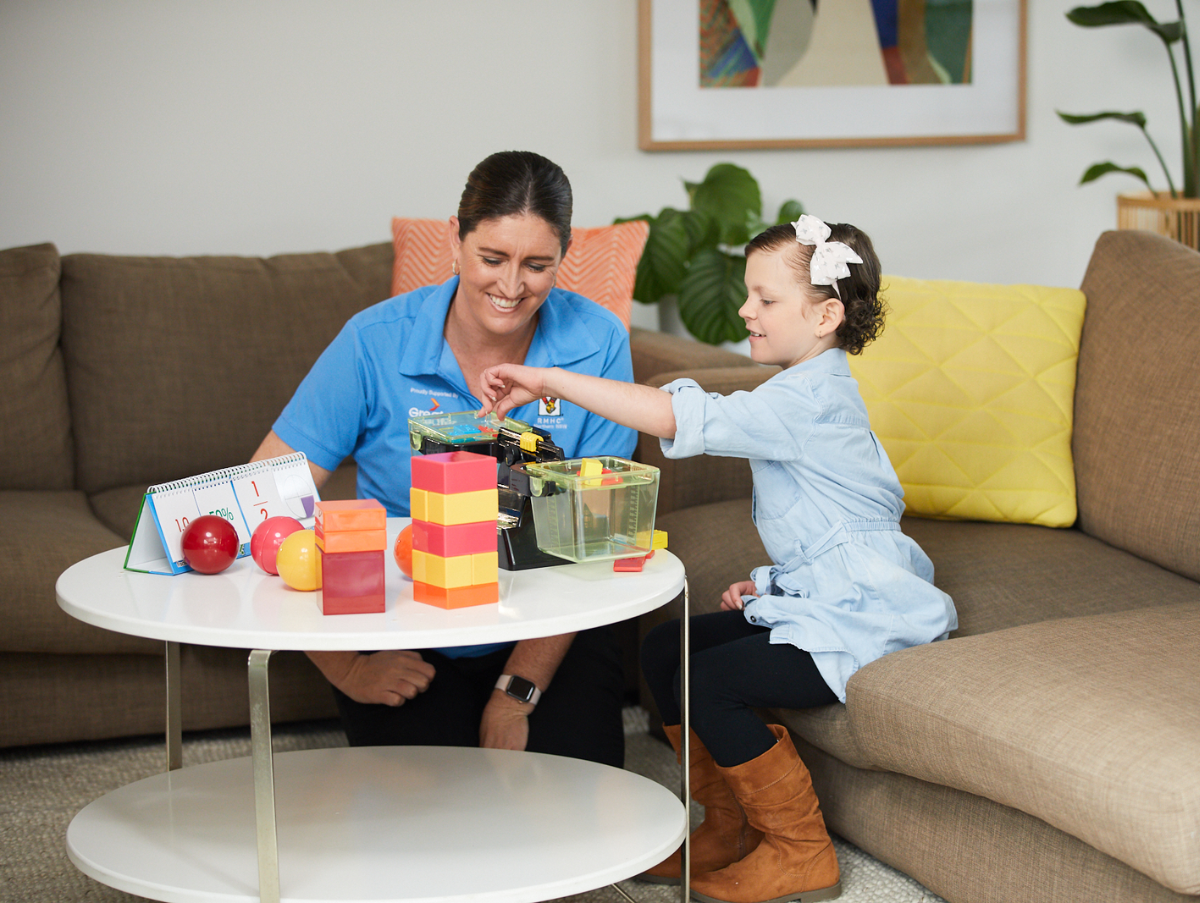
left=479, top=364, right=548, bottom=419
left=721, top=580, right=758, bottom=611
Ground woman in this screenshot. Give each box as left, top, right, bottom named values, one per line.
left=251, top=151, right=635, bottom=767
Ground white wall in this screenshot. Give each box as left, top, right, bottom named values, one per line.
left=0, top=0, right=1175, bottom=299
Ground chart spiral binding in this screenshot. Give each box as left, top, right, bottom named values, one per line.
left=148, top=452, right=309, bottom=495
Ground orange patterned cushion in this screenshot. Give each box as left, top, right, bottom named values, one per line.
left=390, top=217, right=648, bottom=329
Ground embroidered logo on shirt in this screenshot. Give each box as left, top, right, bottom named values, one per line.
left=539, top=397, right=561, bottom=416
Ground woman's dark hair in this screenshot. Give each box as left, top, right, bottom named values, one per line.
left=745, top=221, right=885, bottom=355
left=456, top=151, right=573, bottom=255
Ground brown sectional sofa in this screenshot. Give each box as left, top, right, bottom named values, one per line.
left=2, top=230, right=1197, bottom=903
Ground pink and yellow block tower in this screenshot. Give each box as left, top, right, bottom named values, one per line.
left=410, top=451, right=499, bottom=608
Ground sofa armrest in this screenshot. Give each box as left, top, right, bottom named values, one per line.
left=636, top=365, right=779, bottom=516
left=629, top=327, right=759, bottom=384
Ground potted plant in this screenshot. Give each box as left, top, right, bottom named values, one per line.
left=1058, top=0, right=1200, bottom=248
left=617, top=163, right=803, bottom=345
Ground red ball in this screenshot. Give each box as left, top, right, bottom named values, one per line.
left=251, top=516, right=304, bottom=575
left=181, top=515, right=240, bottom=575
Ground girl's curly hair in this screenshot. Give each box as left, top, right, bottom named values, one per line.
left=745, top=222, right=885, bottom=355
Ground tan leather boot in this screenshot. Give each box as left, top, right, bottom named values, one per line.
left=689, top=725, right=841, bottom=903
left=640, top=724, right=763, bottom=885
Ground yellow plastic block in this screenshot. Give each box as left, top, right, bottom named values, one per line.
left=471, top=550, right=498, bottom=584
left=651, top=529, right=668, bottom=550
left=412, top=549, right=472, bottom=589
left=420, top=488, right=498, bottom=526
left=412, top=549, right=499, bottom=589
left=410, top=487, right=429, bottom=522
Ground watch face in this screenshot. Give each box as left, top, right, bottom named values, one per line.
left=506, top=675, right=537, bottom=703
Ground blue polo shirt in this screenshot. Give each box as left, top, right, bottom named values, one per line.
left=274, top=277, right=637, bottom=514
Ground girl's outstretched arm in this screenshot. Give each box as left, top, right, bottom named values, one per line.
left=480, top=364, right=677, bottom=440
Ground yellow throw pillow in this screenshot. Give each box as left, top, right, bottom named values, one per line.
left=848, top=276, right=1087, bottom=527
left=390, top=218, right=648, bottom=330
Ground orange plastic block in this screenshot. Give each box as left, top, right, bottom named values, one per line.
left=315, top=524, right=387, bottom=553
left=413, top=581, right=499, bottom=609
left=318, top=548, right=385, bottom=615
left=411, top=451, right=497, bottom=495
left=315, top=499, right=386, bottom=533
left=410, top=487, right=498, bottom=526
left=412, top=520, right=496, bottom=558
left=412, top=550, right=498, bottom=589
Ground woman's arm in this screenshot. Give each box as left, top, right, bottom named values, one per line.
left=250, top=430, right=333, bottom=489
left=481, top=364, right=677, bottom=440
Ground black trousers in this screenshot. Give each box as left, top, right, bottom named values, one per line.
left=332, top=625, right=626, bottom=768
left=641, top=610, right=837, bottom=767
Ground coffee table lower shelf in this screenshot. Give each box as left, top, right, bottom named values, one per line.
left=66, top=745, right=686, bottom=903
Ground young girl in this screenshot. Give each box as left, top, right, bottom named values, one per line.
left=479, top=216, right=957, bottom=903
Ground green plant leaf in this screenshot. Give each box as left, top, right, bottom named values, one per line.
left=632, top=209, right=690, bottom=303
left=681, top=208, right=721, bottom=256
left=685, top=163, right=762, bottom=246
left=1066, top=1, right=1181, bottom=42
left=1079, top=161, right=1154, bottom=191
left=775, top=199, right=805, bottom=225
left=677, top=249, right=748, bottom=345
left=1057, top=109, right=1148, bottom=128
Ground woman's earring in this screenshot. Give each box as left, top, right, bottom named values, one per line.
left=452, top=260, right=460, bottom=276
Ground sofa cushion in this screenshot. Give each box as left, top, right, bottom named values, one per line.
left=0, top=243, right=74, bottom=491
left=0, top=490, right=159, bottom=655
left=60, top=248, right=386, bottom=496
left=391, top=218, right=649, bottom=328
left=900, top=516, right=1200, bottom=637
left=837, top=603, right=1200, bottom=895
left=1076, top=230, right=1200, bottom=582
left=848, top=276, right=1086, bottom=527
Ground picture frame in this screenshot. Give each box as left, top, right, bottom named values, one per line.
left=638, top=0, right=1027, bottom=150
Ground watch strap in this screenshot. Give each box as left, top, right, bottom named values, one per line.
left=495, top=673, right=542, bottom=706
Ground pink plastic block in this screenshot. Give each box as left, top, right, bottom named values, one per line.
left=411, top=451, right=497, bottom=495
left=411, top=520, right=497, bottom=558
left=319, top=548, right=386, bottom=615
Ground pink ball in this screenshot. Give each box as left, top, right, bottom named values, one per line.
left=251, top=516, right=304, bottom=575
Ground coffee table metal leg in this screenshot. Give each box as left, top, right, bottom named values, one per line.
left=248, top=649, right=280, bottom=903
left=680, top=578, right=690, bottom=903
left=165, top=641, right=182, bottom=772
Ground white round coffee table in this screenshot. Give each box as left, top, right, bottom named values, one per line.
left=57, top=519, right=689, bottom=903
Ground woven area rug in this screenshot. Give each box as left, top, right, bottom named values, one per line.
left=0, top=708, right=944, bottom=902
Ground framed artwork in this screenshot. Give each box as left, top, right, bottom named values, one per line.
left=638, top=0, right=1026, bottom=150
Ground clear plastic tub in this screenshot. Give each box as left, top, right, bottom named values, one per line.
left=408, top=410, right=532, bottom=452
left=524, top=457, right=660, bottom=563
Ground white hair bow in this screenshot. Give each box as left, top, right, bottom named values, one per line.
left=792, top=214, right=862, bottom=297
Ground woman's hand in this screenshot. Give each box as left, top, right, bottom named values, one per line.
left=329, top=650, right=436, bottom=706
left=479, top=691, right=531, bottom=751
left=478, top=364, right=549, bottom=419
left=721, top=580, right=758, bottom=611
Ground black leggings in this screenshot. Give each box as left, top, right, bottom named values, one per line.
left=641, top=610, right=838, bottom=768
left=333, top=626, right=626, bottom=768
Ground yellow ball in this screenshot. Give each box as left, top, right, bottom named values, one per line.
left=276, top=529, right=321, bottom=592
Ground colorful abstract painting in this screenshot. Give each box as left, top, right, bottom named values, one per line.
left=699, top=0, right=973, bottom=88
